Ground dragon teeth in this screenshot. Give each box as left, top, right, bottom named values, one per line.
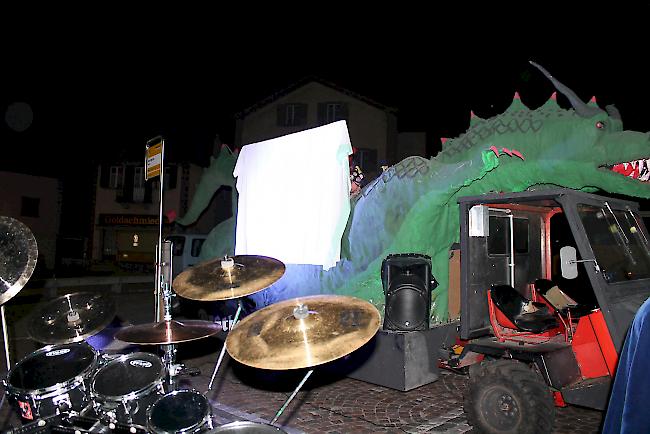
left=611, top=158, right=650, bottom=182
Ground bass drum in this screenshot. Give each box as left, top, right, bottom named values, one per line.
left=91, top=352, right=165, bottom=427
left=2, top=342, right=99, bottom=421
left=147, top=390, right=213, bottom=434
left=209, top=421, right=288, bottom=433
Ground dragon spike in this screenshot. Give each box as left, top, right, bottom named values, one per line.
left=469, top=110, right=484, bottom=127
left=529, top=61, right=602, bottom=118
left=440, top=137, right=449, bottom=145
left=538, top=92, right=560, bottom=111
left=588, top=96, right=600, bottom=108
left=506, top=91, right=528, bottom=112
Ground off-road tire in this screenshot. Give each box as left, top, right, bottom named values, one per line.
left=464, top=359, right=555, bottom=434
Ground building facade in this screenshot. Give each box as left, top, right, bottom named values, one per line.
left=0, top=171, right=61, bottom=271
left=235, top=78, right=409, bottom=177
left=91, top=161, right=230, bottom=267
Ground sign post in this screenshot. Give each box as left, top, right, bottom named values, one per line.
left=145, top=136, right=165, bottom=321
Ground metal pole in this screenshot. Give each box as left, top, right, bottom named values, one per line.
left=1, top=305, right=10, bottom=370
left=154, top=243, right=160, bottom=321
left=270, top=369, right=314, bottom=425
left=155, top=138, right=166, bottom=322
left=159, top=240, right=176, bottom=391
left=207, top=299, right=243, bottom=391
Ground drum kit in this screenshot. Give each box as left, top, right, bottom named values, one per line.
left=0, top=218, right=381, bottom=433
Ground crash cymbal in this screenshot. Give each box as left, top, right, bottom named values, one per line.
left=173, top=255, right=285, bottom=301
left=0, top=216, right=38, bottom=305
left=29, top=292, right=116, bottom=344
left=226, top=295, right=381, bottom=370
left=115, top=319, right=222, bottom=345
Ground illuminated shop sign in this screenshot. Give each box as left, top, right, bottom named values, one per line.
left=99, top=214, right=168, bottom=226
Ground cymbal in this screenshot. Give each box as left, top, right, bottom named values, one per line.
left=29, top=292, right=116, bottom=344
left=0, top=216, right=38, bottom=305
left=173, top=255, right=285, bottom=301
left=226, top=295, right=381, bottom=370
left=115, top=319, right=222, bottom=345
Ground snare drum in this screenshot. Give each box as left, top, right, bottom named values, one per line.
left=91, top=352, right=165, bottom=426
left=147, top=390, right=213, bottom=434
left=2, top=342, right=99, bottom=421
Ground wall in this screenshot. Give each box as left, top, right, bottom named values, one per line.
left=0, top=171, right=61, bottom=270
left=236, top=82, right=394, bottom=166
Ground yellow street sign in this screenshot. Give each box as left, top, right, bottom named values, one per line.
left=145, top=140, right=162, bottom=180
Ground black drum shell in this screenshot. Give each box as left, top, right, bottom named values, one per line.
left=91, top=352, right=165, bottom=426
left=2, top=342, right=98, bottom=420
left=147, top=389, right=212, bottom=434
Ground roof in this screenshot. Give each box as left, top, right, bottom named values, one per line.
left=235, top=76, right=397, bottom=118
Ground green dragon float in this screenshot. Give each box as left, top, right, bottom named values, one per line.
left=177, top=62, right=649, bottom=323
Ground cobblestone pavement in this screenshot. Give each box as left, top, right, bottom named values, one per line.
left=0, top=289, right=605, bottom=433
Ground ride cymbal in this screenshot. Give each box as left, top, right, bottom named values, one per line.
left=226, top=295, right=381, bottom=370
left=173, top=255, right=285, bottom=301
left=29, top=292, right=116, bottom=344
left=0, top=216, right=38, bottom=305
left=115, top=319, right=222, bottom=345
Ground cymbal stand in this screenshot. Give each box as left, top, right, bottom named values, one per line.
left=1, top=304, right=11, bottom=370
left=159, top=241, right=178, bottom=391
left=207, top=298, right=243, bottom=391
left=270, top=369, right=314, bottom=425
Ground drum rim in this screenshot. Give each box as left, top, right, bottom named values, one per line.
left=91, top=352, right=166, bottom=402
left=146, top=389, right=212, bottom=434
left=3, top=342, right=98, bottom=398
left=210, top=421, right=287, bottom=433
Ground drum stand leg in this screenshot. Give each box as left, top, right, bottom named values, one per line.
left=270, top=369, right=314, bottom=425
left=207, top=299, right=243, bottom=392
left=1, top=304, right=11, bottom=370
left=162, top=343, right=178, bottom=392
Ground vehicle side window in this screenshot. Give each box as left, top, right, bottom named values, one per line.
left=166, top=236, right=184, bottom=256
left=191, top=239, right=205, bottom=257
left=487, top=216, right=528, bottom=255
left=488, top=216, right=508, bottom=255
left=514, top=219, right=529, bottom=254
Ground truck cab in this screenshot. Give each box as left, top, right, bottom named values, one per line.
left=454, top=189, right=650, bottom=433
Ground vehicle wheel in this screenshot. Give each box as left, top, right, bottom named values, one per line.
left=464, top=359, right=554, bottom=434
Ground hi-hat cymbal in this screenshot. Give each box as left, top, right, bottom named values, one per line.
left=173, top=255, right=285, bottom=301
left=226, top=295, right=381, bottom=370
left=0, top=216, right=38, bottom=305
left=115, top=319, right=222, bottom=345
left=29, top=292, right=116, bottom=344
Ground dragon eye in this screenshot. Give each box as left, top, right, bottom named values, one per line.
left=596, top=121, right=606, bottom=129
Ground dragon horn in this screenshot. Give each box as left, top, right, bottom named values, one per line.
left=529, top=61, right=602, bottom=118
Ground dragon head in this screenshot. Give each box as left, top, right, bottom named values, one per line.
left=524, top=62, right=650, bottom=198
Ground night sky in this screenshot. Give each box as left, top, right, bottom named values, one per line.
left=2, top=9, right=648, bottom=236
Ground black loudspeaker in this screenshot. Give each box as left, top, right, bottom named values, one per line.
left=381, top=253, right=436, bottom=331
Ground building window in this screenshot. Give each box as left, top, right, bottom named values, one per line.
left=318, top=102, right=348, bottom=125
left=133, top=167, right=145, bottom=202
left=109, top=166, right=124, bottom=189
left=355, top=148, right=377, bottom=172
left=21, top=197, right=40, bottom=218
left=326, top=103, right=343, bottom=123
left=134, top=167, right=145, bottom=188
left=277, top=103, right=307, bottom=127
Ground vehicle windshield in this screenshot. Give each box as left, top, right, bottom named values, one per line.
left=577, top=203, right=650, bottom=283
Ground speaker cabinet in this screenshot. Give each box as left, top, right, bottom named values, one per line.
left=382, top=253, right=435, bottom=331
